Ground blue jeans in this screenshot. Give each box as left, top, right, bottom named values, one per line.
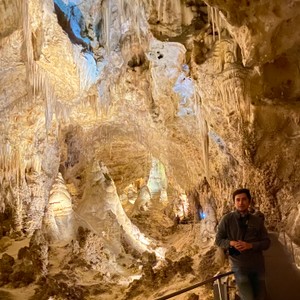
left=233, top=268, right=266, bottom=300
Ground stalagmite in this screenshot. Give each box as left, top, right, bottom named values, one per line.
left=76, top=161, right=158, bottom=254
left=45, top=172, right=74, bottom=241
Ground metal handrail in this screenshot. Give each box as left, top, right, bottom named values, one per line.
left=154, top=271, right=234, bottom=300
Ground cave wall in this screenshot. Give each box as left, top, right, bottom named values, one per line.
left=0, top=0, right=300, bottom=266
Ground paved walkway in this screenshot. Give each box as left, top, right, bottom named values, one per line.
left=264, top=233, right=300, bottom=300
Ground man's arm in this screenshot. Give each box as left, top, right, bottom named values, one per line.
left=215, top=216, right=231, bottom=249
left=251, top=222, right=271, bottom=251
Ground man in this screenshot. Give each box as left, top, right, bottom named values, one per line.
left=215, top=188, right=271, bottom=300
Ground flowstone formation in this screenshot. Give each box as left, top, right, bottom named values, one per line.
left=1, top=0, right=300, bottom=299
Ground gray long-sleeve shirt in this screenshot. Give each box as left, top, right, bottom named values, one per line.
left=215, top=211, right=271, bottom=270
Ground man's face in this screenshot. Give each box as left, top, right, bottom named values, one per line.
left=234, top=193, right=250, bottom=213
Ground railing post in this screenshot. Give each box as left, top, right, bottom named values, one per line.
left=217, top=278, right=223, bottom=300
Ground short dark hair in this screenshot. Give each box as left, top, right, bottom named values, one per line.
left=232, top=188, right=251, bottom=201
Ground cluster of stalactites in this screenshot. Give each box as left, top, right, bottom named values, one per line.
left=18, top=0, right=150, bottom=130
left=0, top=143, right=22, bottom=185
left=17, top=0, right=97, bottom=131
left=0, top=143, right=42, bottom=185
left=104, top=0, right=148, bottom=52
left=18, top=0, right=57, bottom=130
left=207, top=5, right=225, bottom=41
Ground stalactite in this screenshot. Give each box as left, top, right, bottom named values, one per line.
left=209, top=6, right=215, bottom=40
left=194, top=88, right=209, bottom=178
left=133, top=1, right=140, bottom=43
left=0, top=143, right=18, bottom=183
left=21, top=0, right=34, bottom=90
left=109, top=0, right=148, bottom=50
left=215, top=7, right=223, bottom=41
left=31, top=154, right=42, bottom=174
left=119, top=0, right=125, bottom=24
left=102, top=0, right=111, bottom=54
left=207, top=5, right=224, bottom=41
left=31, top=63, right=56, bottom=130
left=218, top=72, right=248, bottom=131
left=55, top=101, right=70, bottom=123
left=98, top=80, right=112, bottom=116
left=154, top=0, right=180, bottom=26
left=73, top=45, right=99, bottom=91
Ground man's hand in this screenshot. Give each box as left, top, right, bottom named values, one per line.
left=230, top=240, right=253, bottom=252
